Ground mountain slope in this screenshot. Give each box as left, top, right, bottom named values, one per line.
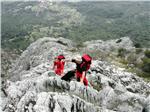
left=2, top=1, right=150, bottom=52
left=1, top=37, right=150, bottom=112
left=2, top=1, right=84, bottom=51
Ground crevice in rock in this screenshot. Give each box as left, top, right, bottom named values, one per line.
left=49, top=95, right=56, bottom=112
left=24, top=100, right=36, bottom=112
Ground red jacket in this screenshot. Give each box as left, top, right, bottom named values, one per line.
left=54, top=61, right=65, bottom=76
left=76, top=70, right=88, bottom=86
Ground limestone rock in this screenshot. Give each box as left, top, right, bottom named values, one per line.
left=83, top=37, right=135, bottom=52
left=2, top=37, right=150, bottom=112
left=9, top=37, right=74, bottom=81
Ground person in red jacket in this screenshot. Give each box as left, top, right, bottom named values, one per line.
left=61, top=54, right=92, bottom=86
left=53, top=55, right=65, bottom=76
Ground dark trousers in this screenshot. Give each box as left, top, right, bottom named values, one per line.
left=61, top=70, right=75, bottom=81
left=61, top=70, right=88, bottom=86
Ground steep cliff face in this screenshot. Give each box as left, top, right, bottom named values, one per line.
left=1, top=37, right=150, bottom=112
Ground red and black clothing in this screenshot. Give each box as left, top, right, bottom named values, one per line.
left=73, top=59, right=88, bottom=86
left=61, top=59, right=88, bottom=86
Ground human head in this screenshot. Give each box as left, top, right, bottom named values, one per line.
left=74, top=54, right=82, bottom=62
left=57, top=55, right=65, bottom=61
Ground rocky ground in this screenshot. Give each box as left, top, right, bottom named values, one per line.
left=1, top=49, right=20, bottom=81
left=1, top=37, right=150, bottom=112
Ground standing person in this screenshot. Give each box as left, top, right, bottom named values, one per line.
left=53, top=55, right=65, bottom=76
left=61, top=54, right=92, bottom=86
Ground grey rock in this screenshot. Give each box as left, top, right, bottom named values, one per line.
left=144, top=96, right=150, bottom=112
left=9, top=37, right=74, bottom=81
left=3, top=37, right=150, bottom=112
left=83, top=37, right=135, bottom=52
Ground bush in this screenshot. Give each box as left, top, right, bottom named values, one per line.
left=141, top=57, right=150, bottom=73
left=138, top=72, right=150, bottom=81
left=76, top=42, right=85, bottom=48
left=117, top=48, right=127, bottom=58
left=144, top=50, right=150, bottom=58
left=135, top=48, right=143, bottom=54
left=119, top=58, right=128, bottom=65
left=127, top=54, right=137, bottom=65
left=134, top=43, right=141, bottom=48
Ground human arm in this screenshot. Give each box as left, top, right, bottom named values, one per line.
left=52, top=61, right=56, bottom=70
left=71, top=59, right=81, bottom=64
left=52, top=65, right=55, bottom=70
left=65, top=59, right=71, bottom=62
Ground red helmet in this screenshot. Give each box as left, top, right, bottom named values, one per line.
left=57, top=55, right=65, bottom=60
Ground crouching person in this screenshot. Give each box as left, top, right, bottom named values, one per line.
left=61, top=54, right=92, bottom=86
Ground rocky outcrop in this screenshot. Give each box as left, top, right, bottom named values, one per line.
left=2, top=37, right=150, bottom=112
left=2, top=61, right=150, bottom=112
left=9, top=37, right=75, bottom=81
left=1, top=49, right=19, bottom=81
left=83, top=37, right=135, bottom=53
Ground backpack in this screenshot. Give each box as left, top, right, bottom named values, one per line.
left=80, top=54, right=92, bottom=72
left=82, top=54, right=92, bottom=63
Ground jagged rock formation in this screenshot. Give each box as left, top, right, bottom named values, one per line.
left=83, top=37, right=135, bottom=53
left=9, top=37, right=75, bottom=81
left=1, top=37, right=150, bottom=112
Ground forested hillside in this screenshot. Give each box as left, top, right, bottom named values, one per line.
left=2, top=1, right=150, bottom=52
left=1, top=1, right=83, bottom=51
left=68, top=2, right=150, bottom=46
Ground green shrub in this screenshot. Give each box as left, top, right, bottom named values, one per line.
left=135, top=48, right=143, bottom=54
left=76, top=42, right=85, bottom=48
left=117, top=48, right=127, bottom=58
left=127, top=54, right=137, bottom=65
left=68, top=48, right=77, bottom=53
left=141, top=57, right=150, bottom=73
left=144, top=50, right=150, bottom=58
left=119, top=58, right=128, bottom=65
left=92, top=83, right=102, bottom=91
left=134, top=43, right=141, bottom=48
left=138, top=72, right=150, bottom=81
